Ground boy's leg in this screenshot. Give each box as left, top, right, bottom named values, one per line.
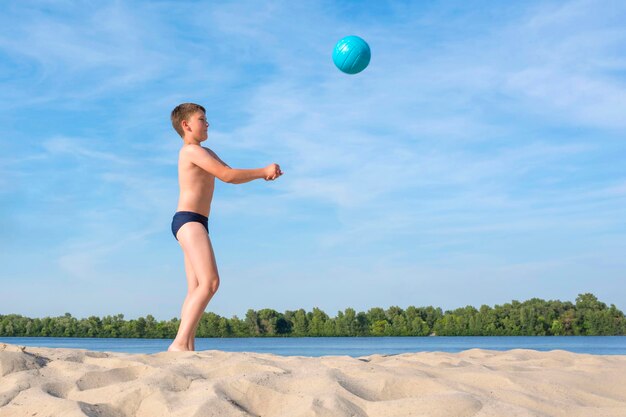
left=168, top=222, right=220, bottom=352
left=178, top=293, right=201, bottom=350
left=180, top=252, right=199, bottom=350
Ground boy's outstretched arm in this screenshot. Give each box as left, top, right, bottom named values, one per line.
left=204, top=147, right=251, bottom=184
left=204, top=147, right=231, bottom=169
left=185, top=145, right=282, bottom=184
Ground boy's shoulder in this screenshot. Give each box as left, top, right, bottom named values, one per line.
left=179, top=144, right=220, bottom=163
left=180, top=143, right=204, bottom=155
left=180, top=144, right=212, bottom=152
left=179, top=144, right=200, bottom=165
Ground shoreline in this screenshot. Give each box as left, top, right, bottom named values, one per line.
left=2, top=335, right=626, bottom=356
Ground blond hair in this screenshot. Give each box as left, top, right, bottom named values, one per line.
left=171, top=103, right=206, bottom=138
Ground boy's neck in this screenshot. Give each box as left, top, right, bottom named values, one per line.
left=183, top=138, right=203, bottom=146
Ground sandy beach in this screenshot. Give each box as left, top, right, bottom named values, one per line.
left=1, top=343, right=625, bottom=417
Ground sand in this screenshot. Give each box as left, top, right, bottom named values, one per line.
left=1, top=343, right=625, bottom=417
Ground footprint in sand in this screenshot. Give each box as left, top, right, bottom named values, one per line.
left=76, top=366, right=145, bottom=391
left=0, top=350, right=50, bottom=377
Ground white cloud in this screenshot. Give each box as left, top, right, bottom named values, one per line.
left=42, top=136, right=132, bottom=165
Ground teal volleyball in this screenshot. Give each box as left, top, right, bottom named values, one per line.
left=332, top=35, right=371, bottom=74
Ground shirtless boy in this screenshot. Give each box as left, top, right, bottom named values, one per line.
left=168, top=103, right=283, bottom=352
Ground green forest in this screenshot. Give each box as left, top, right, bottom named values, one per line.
left=1, top=293, right=624, bottom=338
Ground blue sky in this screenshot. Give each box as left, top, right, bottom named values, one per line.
left=1, top=1, right=625, bottom=321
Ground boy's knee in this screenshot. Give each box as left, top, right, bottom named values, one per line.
left=210, top=279, right=220, bottom=294
left=199, top=278, right=219, bottom=296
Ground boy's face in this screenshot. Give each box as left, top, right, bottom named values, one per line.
left=184, top=111, right=209, bottom=141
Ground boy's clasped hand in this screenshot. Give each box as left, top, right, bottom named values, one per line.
left=265, top=163, right=283, bottom=181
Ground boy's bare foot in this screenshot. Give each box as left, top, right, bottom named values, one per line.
left=167, top=342, right=190, bottom=352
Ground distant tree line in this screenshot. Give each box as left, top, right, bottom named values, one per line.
left=1, top=293, right=624, bottom=338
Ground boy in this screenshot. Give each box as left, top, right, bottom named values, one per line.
left=167, top=103, right=282, bottom=352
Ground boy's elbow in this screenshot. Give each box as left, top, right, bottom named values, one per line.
left=220, top=168, right=235, bottom=183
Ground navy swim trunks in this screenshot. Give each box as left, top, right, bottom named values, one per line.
left=171, top=211, right=209, bottom=240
